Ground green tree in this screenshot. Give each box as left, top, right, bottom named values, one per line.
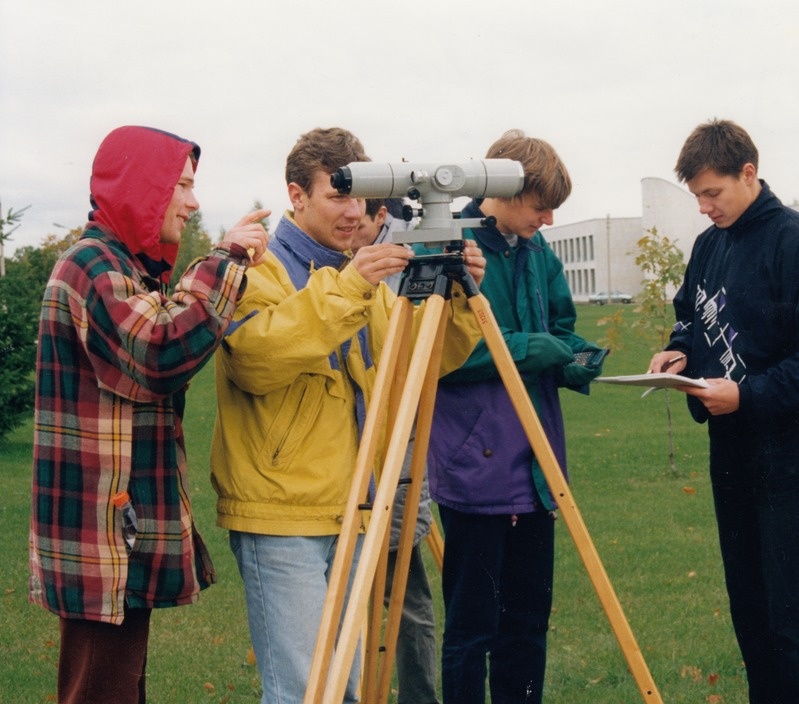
left=251, top=199, right=271, bottom=234
left=595, top=307, right=627, bottom=353
left=0, top=201, right=30, bottom=277
left=213, top=200, right=272, bottom=242
left=170, top=210, right=213, bottom=289
left=0, top=282, right=37, bottom=438
left=0, top=228, right=80, bottom=439
left=632, top=227, right=687, bottom=349
left=632, top=226, right=687, bottom=473
left=191, top=201, right=270, bottom=275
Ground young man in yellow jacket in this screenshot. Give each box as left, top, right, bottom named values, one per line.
left=210, top=127, right=485, bottom=704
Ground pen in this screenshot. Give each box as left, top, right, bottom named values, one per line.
left=661, top=353, right=686, bottom=372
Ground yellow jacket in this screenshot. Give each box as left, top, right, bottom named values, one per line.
left=210, top=249, right=480, bottom=536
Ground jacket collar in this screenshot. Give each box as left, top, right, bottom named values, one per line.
left=462, top=199, right=539, bottom=254
left=268, top=211, right=350, bottom=290
left=725, top=180, right=783, bottom=236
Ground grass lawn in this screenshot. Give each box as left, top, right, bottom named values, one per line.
left=1, top=304, right=748, bottom=703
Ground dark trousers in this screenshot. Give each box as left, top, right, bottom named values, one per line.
left=709, top=420, right=799, bottom=704
left=438, top=505, right=554, bottom=704
left=58, top=607, right=151, bottom=704
left=384, top=542, right=440, bottom=704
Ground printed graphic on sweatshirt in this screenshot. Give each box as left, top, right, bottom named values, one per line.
left=695, top=283, right=746, bottom=381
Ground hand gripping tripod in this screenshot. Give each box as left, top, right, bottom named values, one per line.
left=303, top=250, right=663, bottom=704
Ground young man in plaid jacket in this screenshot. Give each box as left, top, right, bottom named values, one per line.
left=29, top=125, right=268, bottom=704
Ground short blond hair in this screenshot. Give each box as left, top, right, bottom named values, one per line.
left=486, top=129, right=571, bottom=209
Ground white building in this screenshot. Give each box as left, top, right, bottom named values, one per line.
left=545, top=178, right=709, bottom=303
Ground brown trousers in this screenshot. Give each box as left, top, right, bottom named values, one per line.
left=58, top=607, right=151, bottom=704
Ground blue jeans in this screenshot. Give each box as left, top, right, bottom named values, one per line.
left=229, top=531, right=363, bottom=704
left=438, top=506, right=554, bottom=704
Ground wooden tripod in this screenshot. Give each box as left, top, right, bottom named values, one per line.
left=303, top=259, right=663, bottom=704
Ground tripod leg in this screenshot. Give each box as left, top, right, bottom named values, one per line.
left=363, top=314, right=412, bottom=703
left=319, top=294, right=450, bottom=704
left=425, top=519, right=444, bottom=574
left=467, top=292, right=664, bottom=704
left=362, top=520, right=391, bottom=702
left=374, top=312, right=446, bottom=704
left=303, top=296, right=414, bottom=704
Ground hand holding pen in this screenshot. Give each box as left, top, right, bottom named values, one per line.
left=647, top=351, right=687, bottom=375
left=661, top=353, right=686, bottom=372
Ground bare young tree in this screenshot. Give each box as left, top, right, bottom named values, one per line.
left=632, top=227, right=687, bottom=474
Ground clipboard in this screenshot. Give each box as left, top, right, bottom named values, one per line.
left=595, top=373, right=709, bottom=397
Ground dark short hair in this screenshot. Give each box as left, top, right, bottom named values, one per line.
left=285, top=127, right=369, bottom=194
left=364, top=198, right=385, bottom=219
left=675, top=119, right=758, bottom=183
left=364, top=197, right=405, bottom=220
left=485, top=129, right=571, bottom=209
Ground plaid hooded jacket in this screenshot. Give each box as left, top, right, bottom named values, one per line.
left=29, top=126, right=250, bottom=624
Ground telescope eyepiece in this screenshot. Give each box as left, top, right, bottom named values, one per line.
left=330, top=167, right=353, bottom=194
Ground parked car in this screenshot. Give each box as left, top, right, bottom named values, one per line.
left=588, top=290, right=633, bottom=305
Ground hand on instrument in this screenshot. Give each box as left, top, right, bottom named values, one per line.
left=462, top=239, right=487, bottom=287
left=351, top=242, right=415, bottom=286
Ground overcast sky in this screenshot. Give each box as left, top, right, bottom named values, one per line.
left=2, top=0, right=798, bottom=257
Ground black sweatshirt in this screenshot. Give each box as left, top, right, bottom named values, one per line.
left=668, top=181, right=799, bottom=427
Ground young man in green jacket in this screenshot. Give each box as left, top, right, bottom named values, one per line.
left=422, top=129, right=605, bottom=704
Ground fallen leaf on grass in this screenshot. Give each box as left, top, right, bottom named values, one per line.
left=246, top=647, right=257, bottom=666
left=682, top=486, right=696, bottom=494
left=706, top=695, right=723, bottom=703
left=707, top=672, right=719, bottom=685
left=681, top=664, right=702, bottom=682
left=203, top=682, right=216, bottom=694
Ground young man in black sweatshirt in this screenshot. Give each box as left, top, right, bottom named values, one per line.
left=649, top=119, right=799, bottom=704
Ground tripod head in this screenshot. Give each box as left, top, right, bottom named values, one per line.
left=331, top=159, right=524, bottom=246
left=396, top=240, right=481, bottom=301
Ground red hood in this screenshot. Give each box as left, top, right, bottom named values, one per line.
left=88, top=126, right=200, bottom=281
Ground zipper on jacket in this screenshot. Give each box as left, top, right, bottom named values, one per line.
left=272, top=386, right=309, bottom=465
